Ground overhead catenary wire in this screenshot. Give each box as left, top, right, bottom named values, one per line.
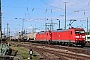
left=66, top=0, right=90, bottom=15
left=67, top=5, right=90, bottom=16
left=2, top=0, right=90, bottom=21
left=66, top=0, right=87, bottom=9
left=2, top=0, right=89, bottom=17
left=40, top=0, right=90, bottom=21
left=40, top=0, right=64, bottom=10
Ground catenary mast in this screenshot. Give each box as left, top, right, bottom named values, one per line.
left=0, top=0, right=2, bottom=44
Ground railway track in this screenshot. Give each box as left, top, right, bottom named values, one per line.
left=23, top=42, right=90, bottom=55
left=31, top=45, right=90, bottom=60
left=10, top=42, right=90, bottom=60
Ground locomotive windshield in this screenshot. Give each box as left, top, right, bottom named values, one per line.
left=75, top=30, right=85, bottom=34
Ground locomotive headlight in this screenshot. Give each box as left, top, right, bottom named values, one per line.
left=82, top=36, right=85, bottom=38
left=76, top=39, right=78, bottom=40
left=76, top=36, right=79, bottom=38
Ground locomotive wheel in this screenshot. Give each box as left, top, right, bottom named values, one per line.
left=65, top=42, right=68, bottom=46
left=81, top=44, right=85, bottom=48
left=48, top=40, right=52, bottom=44
left=68, top=43, right=71, bottom=47
left=68, top=42, right=73, bottom=47
left=47, top=41, right=50, bottom=44
left=61, top=42, right=65, bottom=46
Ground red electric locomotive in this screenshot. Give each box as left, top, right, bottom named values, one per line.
left=36, top=28, right=86, bottom=46
left=36, top=31, right=51, bottom=42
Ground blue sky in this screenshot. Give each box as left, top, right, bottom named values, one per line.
left=2, top=0, right=90, bottom=36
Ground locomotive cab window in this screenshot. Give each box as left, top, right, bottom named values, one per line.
left=80, top=31, right=84, bottom=34
left=75, top=30, right=85, bottom=34
left=75, top=31, right=79, bottom=34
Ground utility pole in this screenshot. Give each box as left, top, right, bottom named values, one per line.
left=45, top=23, right=50, bottom=31
left=7, top=23, right=8, bottom=37
left=87, top=17, right=88, bottom=35
left=9, top=28, right=10, bottom=37
left=45, top=22, right=57, bottom=31
left=26, top=29, right=27, bottom=34
left=57, top=19, right=60, bottom=29
left=83, top=10, right=89, bottom=35
left=15, top=18, right=25, bottom=35
left=21, top=18, right=25, bottom=37
left=0, top=0, right=2, bottom=43
left=51, top=19, right=53, bottom=31
left=64, top=2, right=67, bottom=29
left=59, top=20, right=60, bottom=29
left=22, top=19, right=24, bottom=33
left=4, top=28, right=5, bottom=35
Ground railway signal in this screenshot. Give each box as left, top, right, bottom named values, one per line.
left=29, top=49, right=33, bottom=59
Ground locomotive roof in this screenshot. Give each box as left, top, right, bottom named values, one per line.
left=53, top=28, right=84, bottom=32
left=37, top=28, right=84, bottom=33
left=38, top=30, right=51, bottom=33
left=53, top=29, right=68, bottom=32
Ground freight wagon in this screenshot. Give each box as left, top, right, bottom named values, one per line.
left=28, top=32, right=37, bottom=40
left=86, top=35, right=90, bottom=43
